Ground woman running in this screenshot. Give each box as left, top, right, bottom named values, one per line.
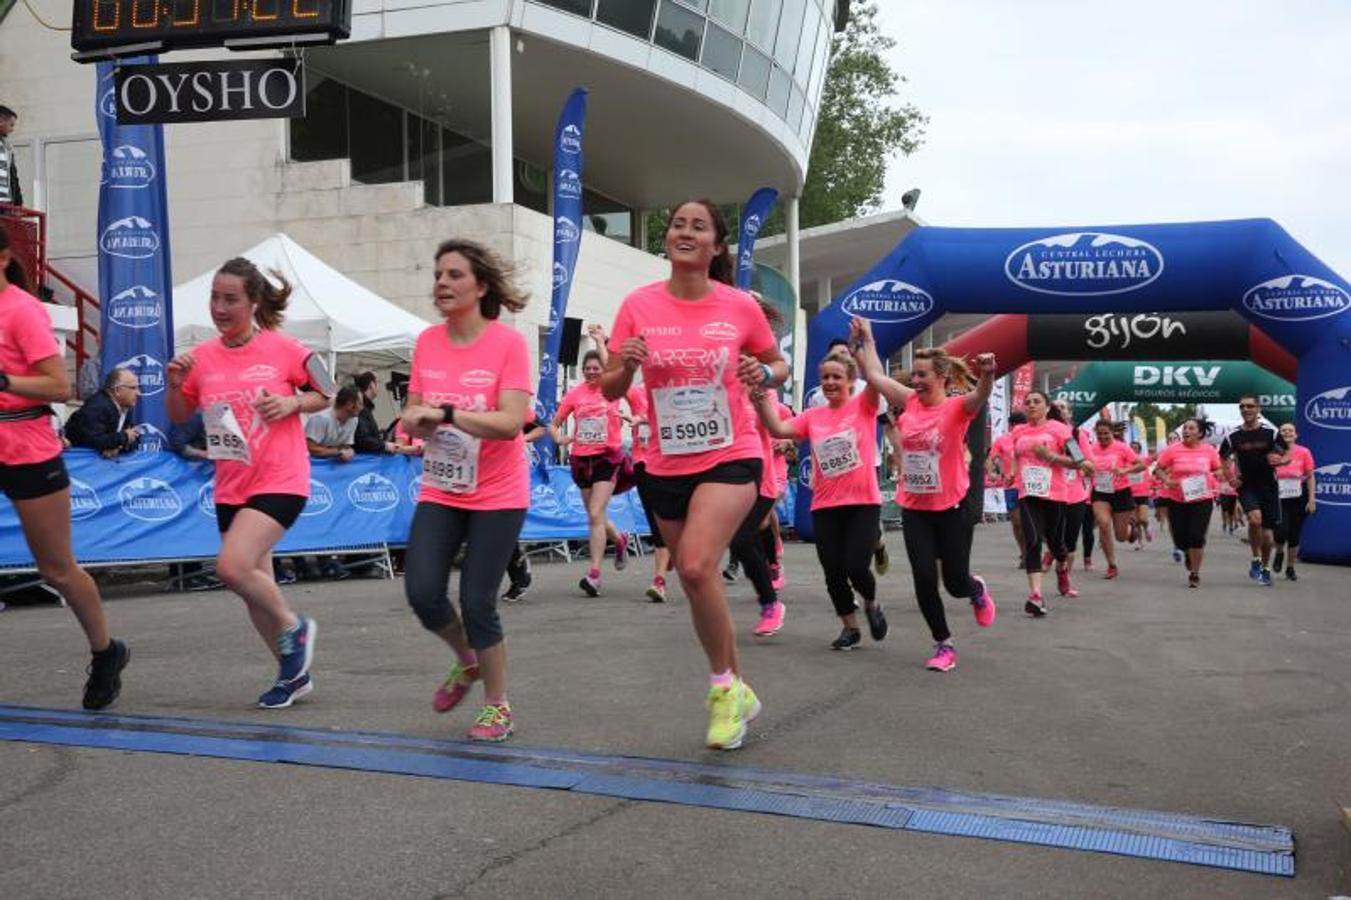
left=1128, top=440, right=1154, bottom=545
left=603, top=199, right=786, bottom=750
left=1154, top=418, right=1224, bottom=588
left=1155, top=431, right=1180, bottom=549
left=1272, top=422, right=1316, bottom=581
left=167, top=258, right=332, bottom=708
left=551, top=348, right=637, bottom=596
left=1086, top=419, right=1143, bottom=579
left=625, top=388, right=673, bottom=601
left=754, top=347, right=883, bottom=651
left=400, top=239, right=531, bottom=742
left=0, top=226, right=130, bottom=709
left=851, top=317, right=997, bottom=671
left=987, top=411, right=1027, bottom=568
left=1049, top=399, right=1089, bottom=597
left=1009, top=391, right=1080, bottom=616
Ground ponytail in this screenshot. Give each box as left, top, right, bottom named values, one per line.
left=0, top=225, right=32, bottom=293
left=913, top=347, right=974, bottom=392
left=216, top=257, right=291, bottom=330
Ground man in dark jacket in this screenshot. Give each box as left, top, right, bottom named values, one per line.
left=352, top=371, right=392, bottom=454
left=66, top=368, right=141, bottom=457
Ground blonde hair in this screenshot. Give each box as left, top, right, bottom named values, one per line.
left=820, top=347, right=857, bottom=381
left=913, top=347, right=972, bottom=392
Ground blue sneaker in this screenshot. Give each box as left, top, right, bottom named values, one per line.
left=258, top=674, right=313, bottom=709
left=277, top=616, right=317, bottom=683
left=1248, top=559, right=1262, bottom=580
left=1258, top=567, right=1273, bottom=587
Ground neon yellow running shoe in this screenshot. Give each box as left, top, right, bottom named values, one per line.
left=432, top=661, right=479, bottom=713
left=705, top=679, right=762, bottom=750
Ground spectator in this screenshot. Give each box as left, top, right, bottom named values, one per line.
left=167, top=410, right=221, bottom=591
left=352, top=371, right=391, bottom=454
left=0, top=105, right=21, bottom=209
left=65, top=368, right=141, bottom=457
left=304, top=385, right=359, bottom=462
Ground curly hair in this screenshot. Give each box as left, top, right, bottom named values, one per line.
left=434, top=239, right=529, bottom=318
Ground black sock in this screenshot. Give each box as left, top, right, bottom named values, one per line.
left=760, top=528, right=777, bottom=564
left=93, top=640, right=118, bottom=657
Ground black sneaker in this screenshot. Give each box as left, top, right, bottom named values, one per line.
left=873, top=543, right=890, bottom=575
left=722, top=559, right=740, bottom=583
left=1272, top=549, right=1285, bottom=574
left=83, top=639, right=131, bottom=710
left=502, top=581, right=530, bottom=603
left=1188, top=571, right=1200, bottom=589
left=506, top=552, right=532, bottom=590
left=830, top=627, right=862, bottom=651
left=1286, top=567, right=1298, bottom=582
left=864, top=602, right=889, bottom=641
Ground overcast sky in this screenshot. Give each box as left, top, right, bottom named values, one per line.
left=876, top=1, right=1351, bottom=277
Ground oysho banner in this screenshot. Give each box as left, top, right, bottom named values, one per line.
left=736, top=187, right=778, bottom=290
left=534, top=87, right=588, bottom=467
left=96, top=59, right=174, bottom=444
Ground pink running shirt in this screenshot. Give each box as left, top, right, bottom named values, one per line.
left=0, top=284, right=63, bottom=464
left=990, top=431, right=1016, bottom=486
left=1276, top=445, right=1315, bottom=499
left=1156, top=442, right=1222, bottom=504
left=608, top=280, right=775, bottom=477
left=1086, top=438, right=1140, bottom=494
left=557, top=381, right=626, bottom=458
left=895, top=393, right=977, bottom=511
left=1129, top=452, right=1153, bottom=497
left=792, top=390, right=881, bottom=511
left=408, top=321, right=533, bottom=511
left=772, top=401, right=793, bottom=496
left=1011, top=420, right=1075, bottom=502
left=180, top=330, right=314, bottom=505
left=627, top=388, right=651, bottom=465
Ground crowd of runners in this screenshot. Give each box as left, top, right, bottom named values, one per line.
left=0, top=206, right=1319, bottom=751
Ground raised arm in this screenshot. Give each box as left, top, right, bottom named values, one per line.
left=962, top=353, right=997, bottom=415
left=752, top=388, right=799, bottom=440
left=850, top=316, right=914, bottom=409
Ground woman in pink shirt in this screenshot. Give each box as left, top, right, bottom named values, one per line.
left=168, top=258, right=334, bottom=709
left=755, top=348, right=885, bottom=652
left=625, top=388, right=673, bottom=602
left=550, top=347, right=639, bottom=596
left=1049, top=398, right=1090, bottom=599
left=603, top=199, right=787, bottom=751
left=1272, top=422, right=1316, bottom=581
left=1128, top=440, right=1154, bottom=546
left=1009, top=391, right=1082, bottom=616
left=986, top=411, right=1028, bottom=568
left=1086, top=418, right=1143, bottom=579
left=851, top=317, right=997, bottom=672
left=0, top=226, right=129, bottom=709
left=399, top=239, right=532, bottom=743
left=1154, top=418, right=1224, bottom=588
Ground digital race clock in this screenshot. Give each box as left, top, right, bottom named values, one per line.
left=71, top=0, right=350, bottom=59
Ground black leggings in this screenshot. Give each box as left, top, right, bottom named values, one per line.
left=901, top=505, right=981, bottom=643
left=1168, top=500, right=1213, bottom=551
left=634, top=463, right=664, bottom=549
left=1019, top=497, right=1066, bottom=572
left=812, top=504, right=880, bottom=618
left=405, top=503, right=526, bottom=649
left=1081, top=503, right=1095, bottom=558
left=730, top=495, right=777, bottom=606
left=1276, top=495, right=1307, bottom=547
left=1058, top=501, right=1088, bottom=557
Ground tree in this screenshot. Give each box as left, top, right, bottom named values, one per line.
left=1125, top=402, right=1199, bottom=439
left=644, top=0, right=927, bottom=253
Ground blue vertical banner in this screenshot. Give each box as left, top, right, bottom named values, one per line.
left=534, top=87, right=587, bottom=467
left=735, top=187, right=779, bottom=290
left=95, top=60, right=175, bottom=447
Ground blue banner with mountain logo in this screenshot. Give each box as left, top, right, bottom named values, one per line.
left=736, top=187, right=778, bottom=290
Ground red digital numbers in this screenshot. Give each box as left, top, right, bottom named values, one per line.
left=91, top=0, right=121, bottom=31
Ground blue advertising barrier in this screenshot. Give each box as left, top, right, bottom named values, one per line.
left=0, top=453, right=651, bottom=569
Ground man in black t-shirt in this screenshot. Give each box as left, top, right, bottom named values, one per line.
left=1218, top=393, right=1289, bottom=585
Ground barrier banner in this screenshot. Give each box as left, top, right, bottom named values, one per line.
left=736, top=187, right=779, bottom=290
left=96, top=60, right=174, bottom=445
left=534, top=87, right=588, bottom=467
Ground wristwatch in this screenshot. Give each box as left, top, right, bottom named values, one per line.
left=439, top=403, right=456, bottom=425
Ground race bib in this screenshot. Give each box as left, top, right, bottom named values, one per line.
left=653, top=383, right=732, bottom=456
left=816, top=429, right=861, bottom=479
left=1022, top=465, right=1052, bottom=498
left=576, top=416, right=607, bottom=446
left=902, top=451, right=940, bottom=494
left=1128, top=470, right=1146, bottom=486
left=1094, top=471, right=1116, bottom=494
left=204, top=402, right=251, bottom=464
left=1180, top=475, right=1209, bottom=502
left=424, top=426, right=481, bottom=493
left=1278, top=477, right=1303, bottom=500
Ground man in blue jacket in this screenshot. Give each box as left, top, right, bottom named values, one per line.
left=66, top=368, right=141, bottom=457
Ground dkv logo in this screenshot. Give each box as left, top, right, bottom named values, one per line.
left=1242, top=275, right=1351, bottom=322
left=108, top=285, right=163, bottom=329
left=118, top=478, right=182, bottom=522
left=1005, top=232, right=1164, bottom=296
left=1305, top=386, right=1351, bottom=430
left=838, top=280, right=935, bottom=324
left=100, top=216, right=161, bottom=260
left=347, top=473, right=399, bottom=512
left=69, top=478, right=103, bottom=521
left=1314, top=462, right=1351, bottom=507
left=116, top=354, right=165, bottom=396
left=300, top=479, right=334, bottom=517
left=104, top=144, right=155, bottom=190
left=1056, top=390, right=1098, bottom=405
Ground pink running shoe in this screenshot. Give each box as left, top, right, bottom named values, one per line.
left=432, top=660, right=480, bottom=713
left=614, top=533, right=629, bottom=571
left=969, top=576, right=996, bottom=628
left=770, top=563, right=785, bottom=591
left=467, top=704, right=513, bottom=742
left=1055, top=563, right=1073, bottom=597
left=754, top=601, right=786, bottom=637
left=925, top=643, right=957, bottom=672
left=1025, top=593, right=1048, bottom=617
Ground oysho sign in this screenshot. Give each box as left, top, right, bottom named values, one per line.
left=1242, top=275, right=1351, bottom=323
left=1006, top=232, right=1164, bottom=296
left=838, top=279, right=935, bottom=324
left=114, top=58, right=305, bottom=125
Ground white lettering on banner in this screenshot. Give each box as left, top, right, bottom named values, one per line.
left=197, top=482, right=216, bottom=517
left=1314, top=463, right=1351, bottom=507
left=300, top=479, right=334, bottom=517
left=1006, top=233, right=1164, bottom=296
left=556, top=168, right=582, bottom=198
left=347, top=473, right=399, bottom=512
left=1243, top=275, right=1351, bottom=322
left=116, top=353, right=165, bottom=397
left=556, top=217, right=581, bottom=243
left=552, top=262, right=569, bottom=289
left=99, top=216, right=161, bottom=259
left=1056, top=390, right=1098, bottom=404
left=1084, top=313, right=1186, bottom=350
left=99, top=87, right=118, bottom=119
left=120, top=67, right=300, bottom=117
left=1132, top=365, right=1221, bottom=387
left=69, top=478, right=103, bottom=521
left=559, top=124, right=583, bottom=155
left=838, top=279, right=934, bottom=324
left=104, top=144, right=155, bottom=189
left=107, top=284, right=163, bottom=329
left=1305, top=386, right=1351, bottom=430
left=118, top=477, right=182, bottom=522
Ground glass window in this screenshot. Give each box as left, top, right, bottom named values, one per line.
left=738, top=45, right=771, bottom=100
left=808, top=16, right=832, bottom=101
left=707, top=0, right=747, bottom=32
left=654, top=0, right=704, bottom=61
left=407, top=114, right=442, bottom=206
left=702, top=22, right=742, bottom=80
left=794, top=5, right=819, bottom=82
left=773, top=0, right=804, bottom=71
left=349, top=90, right=404, bottom=184
left=514, top=159, right=549, bottom=215
left=788, top=85, right=805, bottom=132
left=767, top=65, right=791, bottom=118
left=582, top=189, right=634, bottom=245
left=596, top=0, right=656, bottom=39
left=290, top=75, right=347, bottom=162
left=675, top=0, right=706, bottom=10
left=746, top=0, right=780, bottom=51
left=441, top=128, right=493, bottom=206
left=534, top=0, right=594, bottom=14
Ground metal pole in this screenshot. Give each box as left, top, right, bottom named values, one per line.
left=489, top=26, right=514, bottom=204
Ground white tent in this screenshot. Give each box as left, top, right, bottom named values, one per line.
left=172, top=234, right=431, bottom=370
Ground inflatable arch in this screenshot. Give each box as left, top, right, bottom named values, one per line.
left=800, top=219, right=1351, bottom=564
left=1049, top=360, right=1295, bottom=426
